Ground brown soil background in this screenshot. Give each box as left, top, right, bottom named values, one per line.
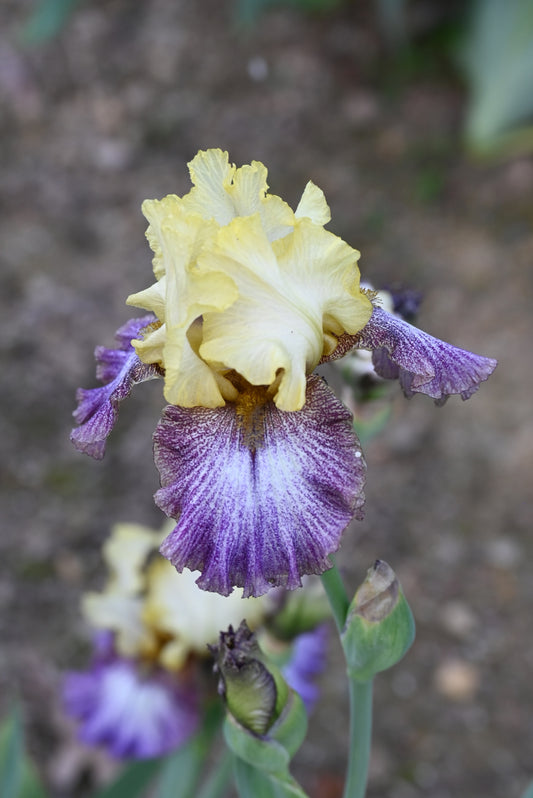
left=1, top=2, right=532, bottom=796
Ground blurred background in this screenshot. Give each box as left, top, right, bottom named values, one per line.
left=1, top=0, right=532, bottom=796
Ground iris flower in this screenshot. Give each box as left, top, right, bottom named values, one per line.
left=64, top=522, right=327, bottom=758
left=71, top=149, right=496, bottom=598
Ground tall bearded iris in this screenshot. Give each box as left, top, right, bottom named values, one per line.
left=71, top=149, right=496, bottom=597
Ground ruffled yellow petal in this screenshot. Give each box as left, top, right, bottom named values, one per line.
left=102, top=523, right=162, bottom=594
left=163, top=330, right=235, bottom=407
left=295, top=181, right=331, bottom=225
left=142, top=559, right=269, bottom=670
left=131, top=321, right=166, bottom=366
left=181, top=149, right=236, bottom=225
left=143, top=195, right=181, bottom=279
left=127, top=202, right=238, bottom=405
left=127, top=277, right=167, bottom=323
left=273, top=217, right=373, bottom=338
left=80, top=523, right=162, bottom=658
left=83, top=592, right=157, bottom=659
left=182, top=149, right=294, bottom=240
left=127, top=150, right=372, bottom=411
left=200, top=215, right=373, bottom=411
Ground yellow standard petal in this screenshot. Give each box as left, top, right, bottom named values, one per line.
left=200, top=214, right=373, bottom=411
left=142, top=558, right=270, bottom=671
left=127, top=202, right=238, bottom=407
left=295, top=181, right=331, bottom=225
left=182, top=149, right=294, bottom=240
left=127, top=150, right=372, bottom=411
left=101, top=522, right=162, bottom=594
left=81, top=523, right=162, bottom=659
left=83, top=592, right=157, bottom=659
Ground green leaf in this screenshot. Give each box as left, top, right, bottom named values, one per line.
left=375, top=0, right=408, bottom=47
left=21, top=0, right=82, bottom=44
left=154, top=701, right=225, bottom=798
left=224, top=716, right=289, bottom=774
left=460, top=0, right=533, bottom=156
left=90, top=759, right=162, bottom=798
left=266, top=692, right=307, bottom=761
left=196, top=751, right=234, bottom=798
left=234, top=759, right=309, bottom=798
left=152, top=737, right=208, bottom=798
left=153, top=748, right=197, bottom=798
left=0, top=707, right=48, bottom=798
left=0, top=707, right=24, bottom=798
left=234, top=0, right=339, bottom=27
left=17, top=762, right=48, bottom=798
left=521, top=782, right=533, bottom=798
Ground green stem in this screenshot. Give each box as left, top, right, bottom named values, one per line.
left=343, top=677, right=373, bottom=798
left=320, top=556, right=350, bottom=633
left=321, top=559, right=374, bottom=798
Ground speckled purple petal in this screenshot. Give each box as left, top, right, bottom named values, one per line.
left=71, top=316, right=160, bottom=459
left=282, top=625, right=328, bottom=713
left=154, top=374, right=366, bottom=598
left=324, top=307, right=497, bottom=404
left=63, top=657, right=198, bottom=760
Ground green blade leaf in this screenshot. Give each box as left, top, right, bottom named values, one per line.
left=0, top=705, right=49, bottom=798
left=153, top=738, right=207, bottom=798
left=460, top=0, right=533, bottom=155
left=196, top=751, right=234, bottom=798
left=521, top=782, right=533, bottom=798
left=154, top=701, right=225, bottom=798
left=21, top=0, right=82, bottom=44
left=18, top=761, right=49, bottom=798
left=0, top=706, right=24, bottom=798
left=90, top=759, right=162, bottom=798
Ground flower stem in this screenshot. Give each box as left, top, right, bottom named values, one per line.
left=320, top=556, right=350, bottom=632
left=343, top=676, right=373, bottom=798
left=321, top=559, right=374, bottom=798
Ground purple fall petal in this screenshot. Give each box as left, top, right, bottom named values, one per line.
left=325, top=307, right=497, bottom=404
left=154, top=374, right=366, bottom=598
left=63, top=657, right=199, bottom=760
left=71, top=315, right=160, bottom=459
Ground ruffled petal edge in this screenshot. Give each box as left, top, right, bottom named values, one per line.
left=323, top=307, right=497, bottom=404
left=71, top=316, right=161, bottom=459
left=154, top=374, right=366, bottom=597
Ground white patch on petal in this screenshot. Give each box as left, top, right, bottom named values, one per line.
left=155, top=375, right=366, bottom=597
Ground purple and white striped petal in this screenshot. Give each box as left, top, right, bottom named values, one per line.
left=63, top=657, right=198, bottom=760
left=325, top=307, right=497, bottom=405
left=71, top=316, right=161, bottom=459
left=154, top=374, right=366, bottom=598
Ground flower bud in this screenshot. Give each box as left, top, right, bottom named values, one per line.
left=211, top=621, right=308, bottom=785
left=341, top=560, right=415, bottom=682
left=210, top=620, right=289, bottom=736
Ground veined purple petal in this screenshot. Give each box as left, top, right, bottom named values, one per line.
left=282, top=625, right=328, bottom=713
left=155, top=375, right=366, bottom=598
left=71, top=315, right=161, bottom=459
left=325, top=307, right=497, bottom=405
left=63, top=657, right=198, bottom=760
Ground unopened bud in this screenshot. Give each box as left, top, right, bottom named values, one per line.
left=210, top=620, right=288, bottom=736
left=341, top=560, right=415, bottom=682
